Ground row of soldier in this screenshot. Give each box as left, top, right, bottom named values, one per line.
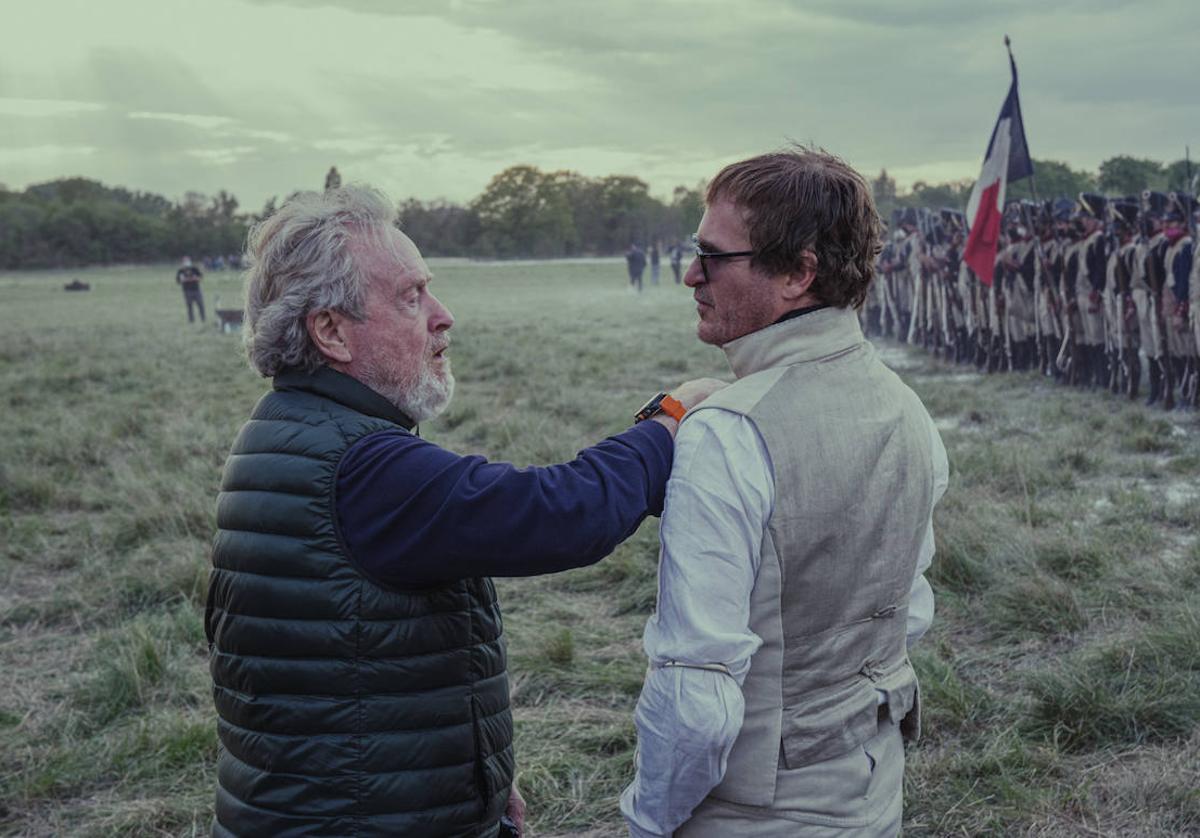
left=862, top=191, right=1198, bottom=409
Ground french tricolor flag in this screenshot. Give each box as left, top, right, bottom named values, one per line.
left=963, top=43, right=1033, bottom=286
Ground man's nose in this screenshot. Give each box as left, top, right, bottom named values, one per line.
left=429, top=294, right=454, bottom=332
left=683, top=258, right=704, bottom=288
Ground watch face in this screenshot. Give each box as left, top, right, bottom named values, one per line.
left=635, top=393, right=667, bottom=423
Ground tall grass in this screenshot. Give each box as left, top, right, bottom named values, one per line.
left=2, top=261, right=1198, bottom=835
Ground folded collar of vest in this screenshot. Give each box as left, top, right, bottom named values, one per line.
left=721, top=306, right=865, bottom=379
left=273, top=365, right=417, bottom=431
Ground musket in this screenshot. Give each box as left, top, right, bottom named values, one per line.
left=1019, top=201, right=1052, bottom=374
left=1058, top=227, right=1084, bottom=383
left=1174, top=187, right=1198, bottom=405
left=1106, top=203, right=1132, bottom=393
left=1142, top=193, right=1176, bottom=409
left=1000, top=236, right=1014, bottom=372
left=1102, top=205, right=1122, bottom=393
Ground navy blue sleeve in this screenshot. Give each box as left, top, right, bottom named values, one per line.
left=335, top=421, right=673, bottom=587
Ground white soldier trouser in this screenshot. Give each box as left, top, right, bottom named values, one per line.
left=1133, top=288, right=1161, bottom=359
left=1104, top=292, right=1124, bottom=351
left=1006, top=283, right=1033, bottom=343
left=908, top=273, right=925, bottom=344
left=1035, top=276, right=1061, bottom=340
left=676, top=713, right=903, bottom=838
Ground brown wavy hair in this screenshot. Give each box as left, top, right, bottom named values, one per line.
left=707, top=145, right=882, bottom=310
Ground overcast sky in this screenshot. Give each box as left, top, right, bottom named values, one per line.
left=3, top=0, right=1196, bottom=211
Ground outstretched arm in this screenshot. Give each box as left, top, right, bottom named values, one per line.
left=336, top=380, right=727, bottom=587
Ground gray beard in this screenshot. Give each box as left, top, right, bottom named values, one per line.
left=360, top=356, right=454, bottom=424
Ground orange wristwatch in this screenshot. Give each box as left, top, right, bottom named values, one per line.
left=634, top=392, right=687, bottom=423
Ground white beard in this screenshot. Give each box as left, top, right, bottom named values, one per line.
left=360, top=354, right=454, bottom=424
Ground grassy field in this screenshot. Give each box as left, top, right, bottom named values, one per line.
left=1, top=260, right=1198, bottom=837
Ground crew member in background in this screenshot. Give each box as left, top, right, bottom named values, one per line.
left=176, top=257, right=205, bottom=323
left=669, top=241, right=684, bottom=284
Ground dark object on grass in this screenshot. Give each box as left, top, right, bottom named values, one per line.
left=215, top=308, right=244, bottom=333
left=63, top=278, right=90, bottom=292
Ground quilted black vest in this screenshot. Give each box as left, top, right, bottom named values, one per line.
left=206, top=367, right=513, bottom=837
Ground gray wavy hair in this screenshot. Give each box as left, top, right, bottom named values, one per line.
left=242, top=184, right=397, bottom=377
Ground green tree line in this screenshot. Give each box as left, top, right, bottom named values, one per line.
left=871, top=155, right=1199, bottom=220
left=0, top=178, right=247, bottom=269
left=3, top=155, right=1195, bottom=269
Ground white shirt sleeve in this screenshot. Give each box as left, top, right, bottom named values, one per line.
left=620, top=409, right=773, bottom=838
left=907, top=419, right=949, bottom=647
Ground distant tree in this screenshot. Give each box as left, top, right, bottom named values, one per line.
left=593, top=175, right=655, bottom=253
left=1097, top=156, right=1166, bottom=196
left=1164, top=158, right=1198, bottom=193
left=900, top=179, right=974, bottom=210
left=671, top=184, right=705, bottom=241
left=551, top=172, right=604, bottom=254
left=1007, top=159, right=1096, bottom=202
left=254, top=196, right=278, bottom=223
left=0, top=200, right=48, bottom=267
left=0, top=177, right=248, bottom=268
left=471, top=165, right=577, bottom=258
left=398, top=199, right=481, bottom=256
left=871, top=169, right=897, bottom=218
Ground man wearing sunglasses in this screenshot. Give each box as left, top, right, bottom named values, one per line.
left=622, top=146, right=948, bottom=837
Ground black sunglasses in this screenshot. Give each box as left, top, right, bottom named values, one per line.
left=691, top=234, right=755, bottom=282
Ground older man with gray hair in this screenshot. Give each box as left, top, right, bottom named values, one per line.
left=205, top=185, right=722, bottom=837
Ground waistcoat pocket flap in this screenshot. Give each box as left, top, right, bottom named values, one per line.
left=780, top=682, right=878, bottom=769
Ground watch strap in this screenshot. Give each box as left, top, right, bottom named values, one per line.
left=658, top=394, right=686, bottom=421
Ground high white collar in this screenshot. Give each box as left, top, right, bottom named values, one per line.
left=721, top=307, right=865, bottom=379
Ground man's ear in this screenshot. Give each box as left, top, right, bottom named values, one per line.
left=305, top=309, right=354, bottom=365
left=780, top=250, right=818, bottom=304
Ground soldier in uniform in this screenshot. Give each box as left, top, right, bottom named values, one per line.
left=864, top=225, right=889, bottom=337
left=868, top=210, right=902, bottom=338
left=1068, top=194, right=1107, bottom=387
left=987, top=229, right=1010, bottom=372
left=1000, top=207, right=1038, bottom=371
left=1106, top=199, right=1141, bottom=398
left=957, top=245, right=984, bottom=367
left=940, top=210, right=970, bottom=363
left=1141, top=191, right=1175, bottom=407
left=902, top=209, right=927, bottom=347
left=1190, top=200, right=1200, bottom=407
left=1033, top=200, right=1068, bottom=378
left=922, top=212, right=952, bottom=358
left=1164, top=192, right=1196, bottom=406
left=1190, top=196, right=1200, bottom=405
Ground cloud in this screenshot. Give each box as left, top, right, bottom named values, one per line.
left=0, top=98, right=106, bottom=118
left=0, top=145, right=98, bottom=166
left=3, top=0, right=1198, bottom=211
left=186, top=146, right=259, bottom=165
left=129, top=111, right=237, bottom=130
